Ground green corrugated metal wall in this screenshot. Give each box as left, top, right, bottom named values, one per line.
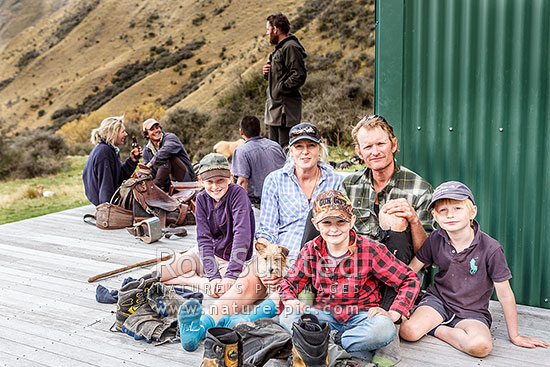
left=375, top=0, right=549, bottom=308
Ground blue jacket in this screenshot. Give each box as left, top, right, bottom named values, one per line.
left=82, top=141, right=137, bottom=206
left=142, top=132, right=196, bottom=182
left=195, top=184, right=255, bottom=280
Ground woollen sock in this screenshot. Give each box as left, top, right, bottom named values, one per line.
left=178, top=299, right=215, bottom=352
left=221, top=298, right=277, bottom=329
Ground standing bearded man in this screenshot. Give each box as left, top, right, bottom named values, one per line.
left=263, top=13, right=307, bottom=149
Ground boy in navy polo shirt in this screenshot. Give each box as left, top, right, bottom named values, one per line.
left=400, top=181, right=548, bottom=357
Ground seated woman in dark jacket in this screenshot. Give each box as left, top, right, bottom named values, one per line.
left=82, top=115, right=141, bottom=206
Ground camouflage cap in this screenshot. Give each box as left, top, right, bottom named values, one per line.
left=313, top=190, right=354, bottom=223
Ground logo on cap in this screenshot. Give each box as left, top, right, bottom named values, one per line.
left=313, top=190, right=353, bottom=223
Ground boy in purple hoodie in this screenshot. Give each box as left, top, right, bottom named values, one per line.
left=154, top=153, right=254, bottom=298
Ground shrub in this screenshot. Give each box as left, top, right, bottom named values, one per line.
left=292, top=0, right=332, bottom=32
left=302, top=67, right=373, bottom=146
left=16, top=50, right=40, bottom=69
left=147, top=12, right=159, bottom=23
left=213, top=4, right=229, bottom=16
left=316, top=0, right=374, bottom=47
left=0, top=120, right=17, bottom=177
left=53, top=0, right=100, bottom=43
left=161, top=108, right=210, bottom=161
left=0, top=77, right=14, bottom=92
left=0, top=126, right=69, bottom=180
left=192, top=13, right=206, bottom=26
left=51, top=41, right=205, bottom=126
left=57, top=102, right=166, bottom=155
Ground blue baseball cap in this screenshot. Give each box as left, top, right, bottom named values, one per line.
left=429, top=181, right=475, bottom=209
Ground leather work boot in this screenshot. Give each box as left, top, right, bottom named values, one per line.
left=289, top=313, right=330, bottom=367
left=203, top=327, right=245, bottom=367
left=113, top=272, right=160, bottom=331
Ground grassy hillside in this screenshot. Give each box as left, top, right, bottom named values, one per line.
left=0, top=0, right=375, bottom=139
left=0, top=0, right=375, bottom=222
left=0, top=156, right=88, bottom=224
left=0, top=0, right=68, bottom=53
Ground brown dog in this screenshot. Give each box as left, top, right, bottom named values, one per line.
left=213, top=139, right=245, bottom=159
left=254, top=242, right=290, bottom=287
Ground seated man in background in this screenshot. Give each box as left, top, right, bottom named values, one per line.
left=231, top=115, right=286, bottom=211
left=142, top=118, right=196, bottom=190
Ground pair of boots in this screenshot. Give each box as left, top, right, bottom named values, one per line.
left=113, top=272, right=160, bottom=331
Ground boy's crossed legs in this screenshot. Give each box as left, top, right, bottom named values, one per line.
left=401, top=298, right=492, bottom=358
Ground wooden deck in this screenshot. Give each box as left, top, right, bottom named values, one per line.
left=0, top=205, right=548, bottom=366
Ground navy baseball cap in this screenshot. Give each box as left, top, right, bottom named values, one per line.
left=429, top=181, right=475, bottom=209
left=288, top=123, right=322, bottom=146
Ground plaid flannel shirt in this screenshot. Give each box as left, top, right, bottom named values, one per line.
left=256, top=161, right=343, bottom=256
left=341, top=161, right=434, bottom=241
left=280, top=231, right=420, bottom=323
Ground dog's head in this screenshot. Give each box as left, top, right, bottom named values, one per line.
left=255, top=242, right=290, bottom=280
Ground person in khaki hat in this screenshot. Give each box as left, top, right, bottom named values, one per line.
left=153, top=153, right=255, bottom=352
left=142, top=118, right=196, bottom=190
left=278, top=190, right=420, bottom=363
left=154, top=153, right=254, bottom=297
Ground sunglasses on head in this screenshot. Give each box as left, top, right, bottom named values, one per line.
left=290, top=125, right=319, bottom=138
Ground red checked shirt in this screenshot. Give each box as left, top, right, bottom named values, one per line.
left=279, top=231, right=420, bottom=323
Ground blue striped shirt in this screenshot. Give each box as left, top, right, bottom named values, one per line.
left=256, top=161, right=343, bottom=257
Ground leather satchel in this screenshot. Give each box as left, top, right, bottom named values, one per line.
left=84, top=203, right=133, bottom=230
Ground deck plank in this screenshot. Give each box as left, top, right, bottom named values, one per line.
left=0, top=205, right=549, bottom=366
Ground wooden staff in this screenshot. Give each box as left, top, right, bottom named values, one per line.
left=88, top=251, right=187, bottom=283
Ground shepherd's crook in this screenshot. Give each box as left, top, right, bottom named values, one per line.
left=87, top=250, right=187, bottom=282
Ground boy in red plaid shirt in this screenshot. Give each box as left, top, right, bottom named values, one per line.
left=279, top=190, right=420, bottom=360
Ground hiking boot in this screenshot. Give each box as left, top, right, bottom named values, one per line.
left=113, top=272, right=160, bottom=331
left=289, top=313, right=330, bottom=367
left=147, top=282, right=185, bottom=318
left=121, top=301, right=178, bottom=344
left=203, top=327, right=244, bottom=367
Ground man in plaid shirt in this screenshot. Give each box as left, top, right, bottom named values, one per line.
left=279, top=190, right=419, bottom=360
left=342, top=115, right=433, bottom=312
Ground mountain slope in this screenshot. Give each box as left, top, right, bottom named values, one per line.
left=0, top=0, right=375, bottom=149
